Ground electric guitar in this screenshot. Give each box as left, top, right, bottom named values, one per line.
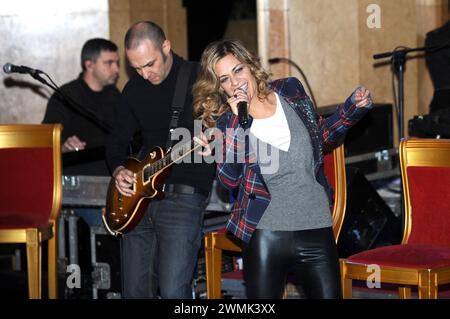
left=103, top=139, right=203, bottom=236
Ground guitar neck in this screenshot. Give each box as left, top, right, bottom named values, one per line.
left=168, top=139, right=203, bottom=165
left=144, top=139, right=203, bottom=176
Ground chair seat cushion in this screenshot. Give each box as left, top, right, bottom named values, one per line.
left=0, top=148, right=54, bottom=228
left=0, top=212, right=50, bottom=229
left=223, top=270, right=243, bottom=280
left=217, top=228, right=228, bottom=235
left=347, top=244, right=450, bottom=268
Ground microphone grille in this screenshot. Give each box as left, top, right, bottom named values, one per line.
left=3, top=63, right=12, bottom=74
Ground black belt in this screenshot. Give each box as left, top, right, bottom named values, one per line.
left=164, top=184, right=208, bottom=197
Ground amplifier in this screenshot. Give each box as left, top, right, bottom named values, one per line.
left=345, top=148, right=399, bottom=180
left=318, top=103, right=394, bottom=157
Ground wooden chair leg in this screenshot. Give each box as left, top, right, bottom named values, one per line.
left=429, top=287, right=438, bottom=299
left=429, top=272, right=438, bottom=299
left=340, top=259, right=352, bottom=299
left=211, top=245, right=223, bottom=299
left=48, top=223, right=58, bottom=299
left=398, top=286, right=411, bottom=299
left=204, top=233, right=214, bottom=299
left=342, top=278, right=353, bottom=299
left=418, top=284, right=430, bottom=299
left=26, top=229, right=42, bottom=299
left=418, top=271, right=438, bottom=299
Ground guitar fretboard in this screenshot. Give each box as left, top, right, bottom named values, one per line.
left=143, top=139, right=203, bottom=181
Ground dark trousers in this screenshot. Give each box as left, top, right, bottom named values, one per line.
left=120, top=192, right=206, bottom=298
left=242, top=227, right=341, bottom=299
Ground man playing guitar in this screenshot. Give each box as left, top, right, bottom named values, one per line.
left=106, top=21, right=215, bottom=299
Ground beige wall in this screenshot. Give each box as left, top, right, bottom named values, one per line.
left=288, top=0, right=360, bottom=107
left=358, top=0, right=418, bottom=142
left=288, top=0, right=416, bottom=117
left=261, top=0, right=449, bottom=140
left=109, top=0, right=187, bottom=90
left=0, top=0, right=109, bottom=124
left=257, top=0, right=291, bottom=80
left=1, top=0, right=448, bottom=128
left=0, top=0, right=188, bottom=124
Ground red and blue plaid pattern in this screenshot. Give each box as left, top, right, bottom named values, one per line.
left=216, top=77, right=371, bottom=243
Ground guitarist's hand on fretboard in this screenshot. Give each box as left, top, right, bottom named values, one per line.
left=113, top=165, right=137, bottom=197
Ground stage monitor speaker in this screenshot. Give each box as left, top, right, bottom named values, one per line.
left=337, top=167, right=402, bottom=258
left=318, top=103, right=394, bottom=157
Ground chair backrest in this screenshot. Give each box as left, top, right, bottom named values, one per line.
left=323, top=144, right=347, bottom=241
left=0, top=124, right=62, bottom=228
left=400, top=138, right=450, bottom=246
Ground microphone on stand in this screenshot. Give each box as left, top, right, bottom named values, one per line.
left=237, top=101, right=248, bottom=127
left=3, top=63, right=43, bottom=77
left=3, top=62, right=112, bottom=132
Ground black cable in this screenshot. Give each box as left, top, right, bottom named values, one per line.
left=42, top=71, right=61, bottom=91
left=390, top=46, right=406, bottom=123
left=268, top=57, right=318, bottom=109
left=28, top=70, right=112, bottom=132
left=391, top=69, right=399, bottom=119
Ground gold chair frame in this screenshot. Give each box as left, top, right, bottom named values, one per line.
left=340, top=138, right=450, bottom=299
left=204, top=144, right=347, bottom=299
left=0, top=124, right=62, bottom=298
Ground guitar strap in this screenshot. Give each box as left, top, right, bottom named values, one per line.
left=166, top=60, right=195, bottom=149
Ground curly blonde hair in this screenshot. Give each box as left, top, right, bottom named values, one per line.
left=193, top=39, right=272, bottom=128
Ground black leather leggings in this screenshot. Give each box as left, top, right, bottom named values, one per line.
left=242, top=227, right=342, bottom=299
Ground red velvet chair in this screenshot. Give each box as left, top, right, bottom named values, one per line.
left=340, top=138, right=450, bottom=299
left=0, top=124, right=62, bottom=298
left=204, top=144, right=347, bottom=298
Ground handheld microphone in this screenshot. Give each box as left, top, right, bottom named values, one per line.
left=3, top=63, right=42, bottom=77
left=237, top=101, right=248, bottom=127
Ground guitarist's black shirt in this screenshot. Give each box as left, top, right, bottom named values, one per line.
left=106, top=53, right=215, bottom=193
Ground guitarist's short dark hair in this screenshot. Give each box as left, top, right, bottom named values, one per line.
left=124, top=21, right=166, bottom=51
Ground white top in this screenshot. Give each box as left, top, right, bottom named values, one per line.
left=250, top=93, right=291, bottom=151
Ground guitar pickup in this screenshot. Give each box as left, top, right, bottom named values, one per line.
left=131, top=173, right=137, bottom=192
left=142, top=164, right=152, bottom=185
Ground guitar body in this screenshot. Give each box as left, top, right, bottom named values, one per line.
left=104, top=146, right=172, bottom=235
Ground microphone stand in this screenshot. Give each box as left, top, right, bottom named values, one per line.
left=268, top=57, right=318, bottom=108
left=373, top=42, right=450, bottom=138
left=374, top=40, right=450, bottom=246
left=25, top=70, right=112, bottom=133
left=373, top=45, right=431, bottom=244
